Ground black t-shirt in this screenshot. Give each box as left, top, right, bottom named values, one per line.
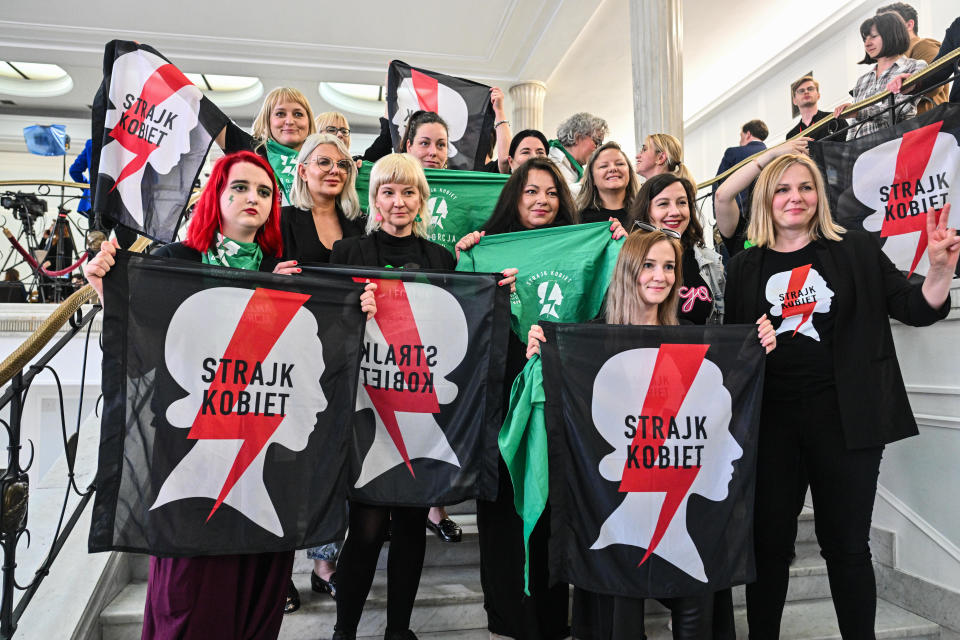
left=580, top=206, right=628, bottom=227
left=785, top=110, right=842, bottom=141
left=372, top=229, right=456, bottom=270
left=678, top=248, right=714, bottom=325
left=760, top=243, right=836, bottom=398
left=280, top=205, right=364, bottom=264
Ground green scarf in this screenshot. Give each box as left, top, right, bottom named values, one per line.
left=265, top=138, right=299, bottom=202
left=548, top=139, right=583, bottom=180
left=202, top=233, right=263, bottom=271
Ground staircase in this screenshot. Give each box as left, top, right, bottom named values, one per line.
left=98, top=505, right=947, bottom=639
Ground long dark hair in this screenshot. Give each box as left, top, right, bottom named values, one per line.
left=508, top=129, right=549, bottom=158
left=184, top=151, right=283, bottom=257
left=396, top=110, right=449, bottom=153
left=481, top=157, right=579, bottom=235
left=626, top=173, right=704, bottom=250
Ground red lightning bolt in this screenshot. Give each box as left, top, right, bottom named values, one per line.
left=781, top=264, right=816, bottom=336
left=410, top=69, right=440, bottom=114
left=187, top=288, right=310, bottom=521
left=356, top=277, right=440, bottom=477
left=619, top=343, right=709, bottom=567
left=881, top=121, right=944, bottom=277
left=108, top=62, right=193, bottom=190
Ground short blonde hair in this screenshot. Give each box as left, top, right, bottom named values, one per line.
left=747, top=154, right=845, bottom=248
left=315, top=111, right=351, bottom=149
left=366, top=153, right=431, bottom=237
left=251, top=87, right=317, bottom=147
left=791, top=75, right=820, bottom=96
left=290, top=133, right=361, bottom=220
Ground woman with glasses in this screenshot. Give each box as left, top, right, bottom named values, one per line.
left=218, top=87, right=318, bottom=205
left=281, top=132, right=365, bottom=613
left=315, top=111, right=353, bottom=150
left=628, top=174, right=724, bottom=326
left=576, top=141, right=639, bottom=226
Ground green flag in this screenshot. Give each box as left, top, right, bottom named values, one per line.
left=499, top=354, right=547, bottom=595
left=355, top=162, right=507, bottom=255
left=455, top=222, right=623, bottom=339
left=265, top=138, right=298, bottom=202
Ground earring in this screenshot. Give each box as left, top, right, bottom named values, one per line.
left=375, top=213, right=383, bottom=221
left=414, top=213, right=423, bottom=223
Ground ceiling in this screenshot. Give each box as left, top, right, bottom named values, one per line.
left=0, top=0, right=602, bottom=129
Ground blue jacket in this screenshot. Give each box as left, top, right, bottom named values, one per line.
left=69, top=139, right=92, bottom=214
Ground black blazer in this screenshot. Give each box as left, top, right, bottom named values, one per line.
left=329, top=233, right=456, bottom=270
left=725, top=230, right=950, bottom=449
left=280, top=206, right=364, bottom=264
left=151, top=242, right=281, bottom=273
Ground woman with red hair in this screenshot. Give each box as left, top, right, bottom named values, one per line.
left=85, top=150, right=376, bottom=639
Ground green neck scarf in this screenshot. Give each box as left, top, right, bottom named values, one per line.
left=548, top=139, right=583, bottom=180
left=202, top=233, right=263, bottom=271
left=265, top=138, right=298, bottom=201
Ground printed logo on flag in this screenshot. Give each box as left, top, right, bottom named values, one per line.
left=765, top=265, right=833, bottom=341
left=98, top=49, right=203, bottom=226
left=851, top=121, right=960, bottom=277
left=524, top=270, right=573, bottom=320
left=427, top=188, right=458, bottom=248
left=353, top=279, right=467, bottom=487
left=151, top=287, right=327, bottom=537
left=590, top=344, right=742, bottom=582
left=392, top=69, right=469, bottom=159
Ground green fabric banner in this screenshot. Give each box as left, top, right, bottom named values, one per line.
left=355, top=162, right=508, bottom=255
left=498, top=354, right=547, bottom=595
left=455, top=222, right=623, bottom=340
left=265, top=138, right=298, bottom=201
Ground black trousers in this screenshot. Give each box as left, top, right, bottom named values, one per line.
left=746, top=388, right=883, bottom=639
left=477, top=456, right=570, bottom=640
left=334, top=501, right=429, bottom=634
left=572, top=588, right=715, bottom=640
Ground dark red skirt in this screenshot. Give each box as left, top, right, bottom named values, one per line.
left=141, top=551, right=294, bottom=640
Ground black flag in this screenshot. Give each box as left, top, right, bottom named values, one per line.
left=812, top=102, right=960, bottom=279
left=89, top=253, right=365, bottom=556
left=542, top=323, right=764, bottom=598
left=91, top=41, right=229, bottom=243
left=386, top=60, right=495, bottom=171
left=303, top=266, right=509, bottom=506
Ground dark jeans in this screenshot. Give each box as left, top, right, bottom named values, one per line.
left=746, top=388, right=883, bottom=639
left=334, top=501, right=429, bottom=635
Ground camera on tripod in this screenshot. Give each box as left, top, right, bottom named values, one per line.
left=1, top=191, right=47, bottom=222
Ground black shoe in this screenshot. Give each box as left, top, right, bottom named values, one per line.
left=331, top=631, right=356, bottom=640
left=284, top=579, right=300, bottom=614
left=384, top=630, right=418, bottom=640
left=425, top=516, right=462, bottom=543
left=312, top=570, right=337, bottom=599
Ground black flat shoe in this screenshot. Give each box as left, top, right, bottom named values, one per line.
left=284, top=579, right=300, bottom=614
left=312, top=570, right=337, bottom=599
left=425, top=516, right=462, bottom=543
left=384, top=630, right=418, bottom=640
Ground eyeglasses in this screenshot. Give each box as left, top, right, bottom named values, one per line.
left=307, top=156, right=352, bottom=172
left=323, top=126, right=351, bottom=137
left=633, top=221, right=681, bottom=239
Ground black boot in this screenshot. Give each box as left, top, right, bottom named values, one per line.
left=383, top=630, right=418, bottom=640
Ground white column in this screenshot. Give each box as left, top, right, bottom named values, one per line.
left=509, top=81, right=547, bottom=133
left=629, top=0, right=683, bottom=148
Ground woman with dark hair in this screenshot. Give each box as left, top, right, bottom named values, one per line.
left=576, top=141, right=639, bottom=226
left=726, top=153, right=957, bottom=637
left=455, top=157, right=623, bottom=640
left=833, top=12, right=927, bottom=140
left=628, top=174, right=724, bottom=325
left=527, top=230, right=774, bottom=640
left=84, top=150, right=377, bottom=640
left=503, top=129, right=549, bottom=173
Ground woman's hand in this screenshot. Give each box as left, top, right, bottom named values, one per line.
left=756, top=314, right=776, bottom=354
left=926, top=204, right=960, bottom=270
left=455, top=230, right=484, bottom=260
left=499, top=268, right=518, bottom=293
left=833, top=103, right=853, bottom=119
left=360, top=281, right=378, bottom=320
left=526, top=324, right=545, bottom=359
left=272, top=259, right=301, bottom=275
left=490, top=87, right=506, bottom=118
left=83, top=237, right=120, bottom=302
left=770, top=136, right=812, bottom=160
left=886, top=73, right=913, bottom=95
left=609, top=218, right=626, bottom=240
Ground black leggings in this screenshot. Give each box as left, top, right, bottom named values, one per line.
left=334, top=501, right=429, bottom=635
left=572, top=589, right=715, bottom=639
left=746, top=388, right=883, bottom=639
